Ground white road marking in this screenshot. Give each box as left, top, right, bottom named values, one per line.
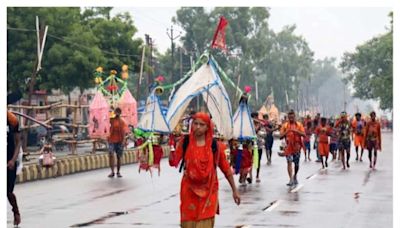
left=290, top=184, right=304, bottom=193
left=307, top=173, right=318, bottom=180
left=264, top=200, right=281, bottom=212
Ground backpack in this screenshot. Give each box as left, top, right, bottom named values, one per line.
left=178, top=135, right=219, bottom=173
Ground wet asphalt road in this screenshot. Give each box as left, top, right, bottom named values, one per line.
left=8, top=132, right=392, bottom=228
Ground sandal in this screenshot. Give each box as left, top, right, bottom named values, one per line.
left=246, top=177, right=252, bottom=184
left=108, top=173, right=115, bottom=178
left=117, top=173, right=122, bottom=178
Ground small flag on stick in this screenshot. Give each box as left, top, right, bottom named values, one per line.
left=211, top=16, right=228, bottom=51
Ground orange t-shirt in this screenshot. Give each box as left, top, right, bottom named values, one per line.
left=108, top=117, right=129, bottom=143
left=315, top=125, right=332, bottom=144
left=280, top=121, right=305, bottom=155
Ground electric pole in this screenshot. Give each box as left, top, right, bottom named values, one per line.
left=166, top=26, right=181, bottom=82
left=145, top=34, right=154, bottom=95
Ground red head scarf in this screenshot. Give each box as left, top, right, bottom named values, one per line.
left=186, top=112, right=215, bottom=185
left=190, top=112, right=214, bottom=148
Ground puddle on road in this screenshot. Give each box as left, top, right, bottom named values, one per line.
left=287, top=192, right=300, bottom=202
left=234, top=224, right=298, bottom=227
left=55, top=188, right=131, bottom=210
left=70, top=211, right=129, bottom=227
left=279, top=210, right=300, bottom=216
left=70, top=192, right=179, bottom=227
left=131, top=222, right=151, bottom=225
left=301, top=191, right=323, bottom=194
left=363, top=170, right=373, bottom=186
left=318, top=169, right=329, bottom=175
left=91, top=189, right=128, bottom=200
left=250, top=196, right=263, bottom=201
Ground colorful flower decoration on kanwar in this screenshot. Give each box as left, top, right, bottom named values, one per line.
left=93, top=64, right=129, bottom=107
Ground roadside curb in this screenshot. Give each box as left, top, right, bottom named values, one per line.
left=16, top=145, right=170, bottom=184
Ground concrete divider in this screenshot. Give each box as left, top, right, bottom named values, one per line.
left=16, top=145, right=170, bottom=184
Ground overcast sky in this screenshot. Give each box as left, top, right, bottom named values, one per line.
left=112, top=7, right=391, bottom=61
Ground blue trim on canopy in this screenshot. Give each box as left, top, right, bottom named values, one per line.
left=233, top=99, right=256, bottom=140
left=167, top=82, right=219, bottom=125
left=138, top=90, right=171, bottom=133
left=166, top=58, right=234, bottom=138
left=166, top=65, right=219, bottom=125
left=208, top=59, right=234, bottom=125
left=245, top=101, right=256, bottom=135
left=239, top=101, right=244, bottom=138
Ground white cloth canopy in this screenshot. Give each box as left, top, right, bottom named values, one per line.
left=137, top=91, right=170, bottom=133
left=166, top=60, right=234, bottom=139
left=233, top=100, right=256, bottom=140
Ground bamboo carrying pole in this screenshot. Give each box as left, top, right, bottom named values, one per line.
left=8, top=103, right=89, bottom=111
left=10, top=100, right=98, bottom=155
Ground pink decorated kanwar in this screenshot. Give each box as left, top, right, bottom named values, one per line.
left=118, top=90, right=138, bottom=127
left=88, top=92, right=111, bottom=139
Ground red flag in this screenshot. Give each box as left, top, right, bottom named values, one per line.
left=211, top=16, right=228, bottom=51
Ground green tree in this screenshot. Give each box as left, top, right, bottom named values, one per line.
left=256, top=25, right=313, bottom=111
left=7, top=7, right=85, bottom=93
left=156, top=7, right=314, bottom=112
left=7, top=7, right=143, bottom=98
left=340, top=12, right=392, bottom=110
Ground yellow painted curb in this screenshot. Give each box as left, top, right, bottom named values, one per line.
left=16, top=146, right=170, bottom=183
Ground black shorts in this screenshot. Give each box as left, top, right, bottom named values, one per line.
left=108, top=143, right=124, bottom=157
left=286, top=152, right=300, bottom=166
left=304, top=141, right=311, bottom=150
left=338, top=140, right=351, bottom=151
left=329, top=143, right=337, bottom=152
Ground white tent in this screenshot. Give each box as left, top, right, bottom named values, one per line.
left=233, top=100, right=256, bottom=140
left=166, top=60, right=234, bottom=139
left=137, top=91, right=170, bottom=133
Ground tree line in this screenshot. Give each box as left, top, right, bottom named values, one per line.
left=7, top=7, right=392, bottom=111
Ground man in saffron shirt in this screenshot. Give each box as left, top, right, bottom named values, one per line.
left=329, top=120, right=339, bottom=161
left=280, top=110, right=305, bottom=187
left=107, top=107, right=129, bottom=178
left=351, top=112, right=366, bottom=161
left=315, top=117, right=333, bottom=169
left=364, top=111, right=382, bottom=169
left=304, top=121, right=313, bottom=161
left=169, top=112, right=240, bottom=227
